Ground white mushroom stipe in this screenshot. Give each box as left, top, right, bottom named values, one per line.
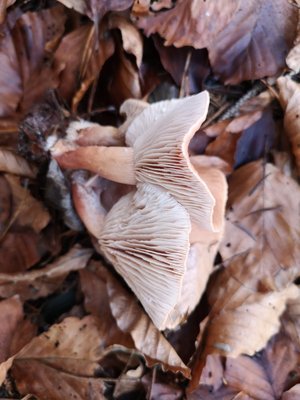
left=100, top=183, right=191, bottom=330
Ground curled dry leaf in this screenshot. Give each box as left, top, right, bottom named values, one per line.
left=0, top=246, right=92, bottom=300
left=0, top=296, right=36, bottom=385
left=57, top=0, right=133, bottom=22
left=136, top=0, right=297, bottom=83
left=277, top=76, right=300, bottom=174
left=282, top=294, right=300, bottom=351
left=224, top=334, right=298, bottom=400
left=54, top=23, right=115, bottom=109
left=286, top=2, right=300, bottom=72
left=200, top=283, right=298, bottom=359
left=205, top=91, right=275, bottom=169
left=220, top=161, right=300, bottom=290
left=11, top=316, right=106, bottom=400
left=5, top=174, right=50, bottom=233
left=80, top=262, right=191, bottom=378
left=0, top=149, right=36, bottom=178
left=0, top=6, right=66, bottom=118
left=282, top=385, right=300, bottom=400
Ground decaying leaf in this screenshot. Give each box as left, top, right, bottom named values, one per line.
left=137, top=0, right=297, bottom=83
left=0, top=296, right=36, bottom=385
left=224, top=334, right=298, bottom=400
left=80, top=262, right=191, bottom=378
left=0, top=246, right=92, bottom=300
left=0, top=149, right=37, bottom=178
left=282, top=294, right=300, bottom=351
left=277, top=76, right=300, bottom=174
left=201, top=283, right=298, bottom=358
left=5, top=174, right=50, bottom=233
left=57, top=0, right=133, bottom=22
left=220, top=161, right=300, bottom=289
left=286, top=1, right=300, bottom=72
left=0, top=6, right=66, bottom=118
left=54, top=23, right=115, bottom=109
left=11, top=316, right=107, bottom=400
left=282, top=384, right=300, bottom=400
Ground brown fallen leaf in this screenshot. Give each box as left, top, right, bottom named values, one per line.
left=286, top=1, right=300, bottom=72
left=277, top=76, right=300, bottom=174
left=136, top=0, right=297, bottom=83
left=57, top=0, right=133, bottom=22
left=0, top=6, right=66, bottom=118
left=54, top=23, right=115, bottom=110
left=0, top=229, right=53, bottom=274
left=5, top=174, right=50, bottom=233
left=187, top=386, right=241, bottom=400
left=282, top=294, right=300, bottom=351
left=80, top=262, right=191, bottom=378
left=153, top=37, right=210, bottom=94
left=224, top=333, right=298, bottom=400
left=0, top=296, right=36, bottom=385
left=220, top=161, right=300, bottom=290
left=205, top=92, right=275, bottom=169
left=201, top=283, right=298, bottom=359
left=0, top=246, right=92, bottom=300
left=11, top=316, right=107, bottom=400
left=282, top=384, right=300, bottom=400
left=0, top=149, right=36, bottom=178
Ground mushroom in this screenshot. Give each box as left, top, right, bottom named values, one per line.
left=72, top=173, right=191, bottom=330
left=52, top=91, right=220, bottom=231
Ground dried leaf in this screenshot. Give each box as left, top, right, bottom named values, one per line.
left=57, top=0, right=133, bottom=22
left=0, top=6, right=66, bottom=118
left=54, top=23, right=115, bottom=107
left=0, top=229, right=52, bottom=274
left=137, top=0, right=297, bottom=83
left=282, top=385, right=300, bottom=400
left=5, top=174, right=50, bottom=233
left=11, top=316, right=106, bottom=400
left=0, top=296, right=36, bottom=384
left=220, top=161, right=300, bottom=289
left=286, top=3, right=300, bottom=72
left=153, top=37, right=210, bottom=94
left=224, top=334, right=298, bottom=400
left=277, top=76, right=300, bottom=174
left=282, top=294, right=300, bottom=351
left=80, top=262, right=191, bottom=378
left=0, top=149, right=36, bottom=178
left=201, top=284, right=298, bottom=358
left=0, top=246, right=92, bottom=300
left=108, top=14, right=143, bottom=67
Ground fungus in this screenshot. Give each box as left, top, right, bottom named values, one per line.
left=52, top=91, right=220, bottom=231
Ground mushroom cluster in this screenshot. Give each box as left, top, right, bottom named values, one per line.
left=51, top=91, right=228, bottom=330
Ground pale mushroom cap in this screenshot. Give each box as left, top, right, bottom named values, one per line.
left=100, top=183, right=191, bottom=330
left=127, top=91, right=217, bottom=231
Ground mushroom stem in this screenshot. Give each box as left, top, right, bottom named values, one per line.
left=52, top=142, right=136, bottom=185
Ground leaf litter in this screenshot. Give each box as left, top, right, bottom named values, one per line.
left=0, top=1, right=299, bottom=399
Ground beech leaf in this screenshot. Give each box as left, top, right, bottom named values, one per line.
left=137, top=0, right=297, bottom=83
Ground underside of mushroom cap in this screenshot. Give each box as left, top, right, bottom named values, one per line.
left=127, top=91, right=217, bottom=231
left=100, top=183, right=191, bottom=330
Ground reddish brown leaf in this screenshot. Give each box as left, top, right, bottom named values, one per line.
left=277, top=76, right=300, bottom=175
left=11, top=316, right=107, bottom=400
left=282, top=385, right=300, bottom=400
left=0, top=6, right=66, bottom=118
left=220, top=161, right=300, bottom=289
left=57, top=0, right=133, bottom=22
left=80, top=262, right=191, bottom=378
left=0, top=296, right=36, bottom=384
left=0, top=149, right=37, bottom=178
left=137, top=0, right=297, bottom=83
left=54, top=23, right=115, bottom=108
left=224, top=334, right=298, bottom=400
left=0, top=246, right=92, bottom=300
